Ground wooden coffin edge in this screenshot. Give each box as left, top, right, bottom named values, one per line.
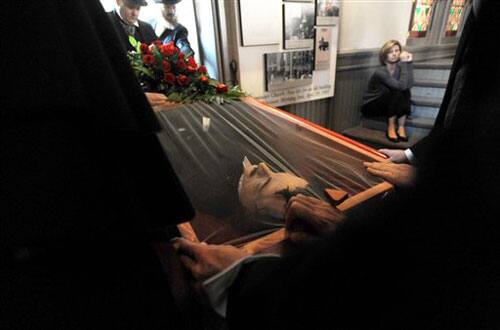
left=177, top=181, right=394, bottom=254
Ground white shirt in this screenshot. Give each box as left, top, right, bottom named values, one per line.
left=203, top=254, right=280, bottom=317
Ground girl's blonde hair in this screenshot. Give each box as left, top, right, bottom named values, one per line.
left=379, top=40, right=402, bottom=65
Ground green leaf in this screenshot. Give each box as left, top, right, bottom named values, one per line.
left=132, top=65, right=154, bottom=79
left=167, top=92, right=183, bottom=102
left=129, top=36, right=139, bottom=48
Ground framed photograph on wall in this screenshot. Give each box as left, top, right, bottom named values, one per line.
left=315, top=0, right=340, bottom=26
left=283, top=2, right=315, bottom=49
left=314, top=26, right=332, bottom=70
left=239, top=0, right=281, bottom=46
left=265, top=50, right=314, bottom=91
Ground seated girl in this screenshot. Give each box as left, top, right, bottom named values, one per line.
left=362, top=40, right=414, bottom=142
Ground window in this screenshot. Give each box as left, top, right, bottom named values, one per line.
left=99, top=0, right=199, bottom=62
left=444, top=0, right=466, bottom=37
left=408, top=0, right=437, bottom=38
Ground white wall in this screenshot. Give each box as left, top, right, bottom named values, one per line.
left=338, top=0, right=414, bottom=51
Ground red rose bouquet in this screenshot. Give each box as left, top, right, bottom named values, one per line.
left=127, top=37, right=245, bottom=104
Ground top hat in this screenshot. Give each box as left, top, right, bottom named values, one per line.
left=154, top=0, right=183, bottom=4
left=124, top=0, right=148, bottom=6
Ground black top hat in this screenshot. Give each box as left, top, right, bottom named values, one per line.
left=124, top=0, right=148, bottom=6
left=154, top=0, right=182, bottom=4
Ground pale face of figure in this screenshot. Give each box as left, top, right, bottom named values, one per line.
left=385, top=44, right=401, bottom=64
left=238, top=160, right=308, bottom=219
left=117, top=0, right=141, bottom=25
left=162, top=4, right=177, bottom=25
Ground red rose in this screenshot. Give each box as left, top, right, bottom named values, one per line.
left=162, top=60, right=171, bottom=72
left=200, top=76, right=209, bottom=83
left=178, top=53, right=185, bottom=61
left=198, top=65, right=208, bottom=74
left=187, top=56, right=198, bottom=69
left=143, top=54, right=155, bottom=65
left=177, top=60, right=187, bottom=70
left=140, top=43, right=149, bottom=54
left=164, top=72, right=176, bottom=84
left=187, top=66, right=197, bottom=73
left=177, top=74, right=190, bottom=86
left=154, top=40, right=163, bottom=46
left=216, top=83, right=228, bottom=93
left=161, top=43, right=176, bottom=56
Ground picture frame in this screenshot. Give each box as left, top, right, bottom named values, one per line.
left=313, top=26, right=332, bottom=70
left=238, top=0, right=281, bottom=46
left=265, top=50, right=314, bottom=91
left=283, top=2, right=315, bottom=49
left=315, top=0, right=340, bottom=26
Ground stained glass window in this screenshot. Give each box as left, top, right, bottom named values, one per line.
left=408, top=0, right=436, bottom=38
left=445, top=0, right=467, bottom=37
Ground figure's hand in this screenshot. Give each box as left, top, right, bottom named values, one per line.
left=284, top=194, right=346, bottom=242
left=378, top=148, right=409, bottom=164
left=145, top=92, right=169, bottom=106
left=400, top=51, right=413, bottom=62
left=364, top=162, right=416, bottom=188
left=172, top=238, right=249, bottom=281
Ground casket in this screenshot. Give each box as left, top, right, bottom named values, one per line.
left=154, top=97, right=392, bottom=254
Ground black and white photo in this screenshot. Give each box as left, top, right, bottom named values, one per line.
left=314, top=27, right=332, bottom=70
left=265, top=50, right=314, bottom=91
left=316, top=0, right=340, bottom=26
left=283, top=2, right=315, bottom=49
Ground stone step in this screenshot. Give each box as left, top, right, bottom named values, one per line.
left=411, top=95, right=442, bottom=108
left=411, top=85, right=446, bottom=99
left=413, top=68, right=451, bottom=82
left=413, top=60, right=453, bottom=70
left=343, top=126, right=426, bottom=150
left=412, top=103, right=440, bottom=119
left=360, top=118, right=432, bottom=141
left=413, top=79, right=448, bottom=88
left=361, top=116, right=435, bottom=130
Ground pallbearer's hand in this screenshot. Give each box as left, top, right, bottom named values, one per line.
left=284, top=194, right=346, bottom=242
left=172, top=238, right=249, bottom=281
left=145, top=92, right=169, bottom=106
left=364, top=162, right=416, bottom=188
left=378, top=148, right=409, bottom=163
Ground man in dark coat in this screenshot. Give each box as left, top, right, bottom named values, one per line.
left=1, top=0, right=193, bottom=329
left=108, top=0, right=158, bottom=52
left=154, top=0, right=194, bottom=56
left=173, top=0, right=500, bottom=328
